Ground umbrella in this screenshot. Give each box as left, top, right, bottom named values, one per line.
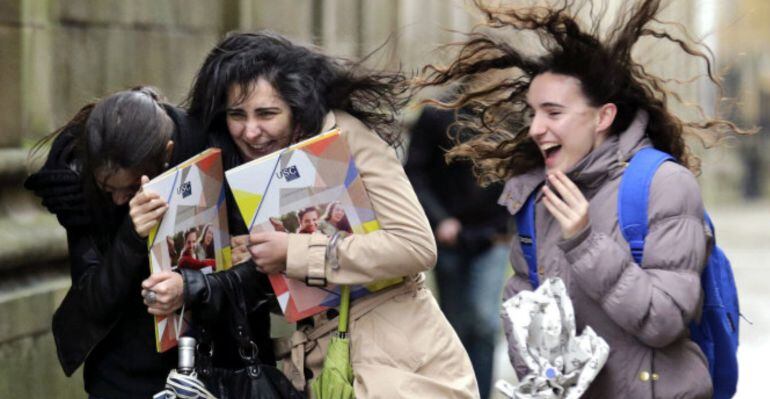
left=153, top=369, right=218, bottom=399
left=311, top=285, right=355, bottom=399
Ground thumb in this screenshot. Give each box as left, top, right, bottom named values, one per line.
left=142, top=272, right=169, bottom=289
left=141, top=175, right=150, bottom=185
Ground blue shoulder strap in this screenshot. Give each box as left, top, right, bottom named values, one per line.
left=515, top=190, right=540, bottom=288
left=618, top=147, right=674, bottom=264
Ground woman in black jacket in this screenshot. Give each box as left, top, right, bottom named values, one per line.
left=25, top=87, right=208, bottom=399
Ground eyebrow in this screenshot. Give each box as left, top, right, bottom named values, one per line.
left=534, top=102, right=565, bottom=109
left=225, top=106, right=282, bottom=112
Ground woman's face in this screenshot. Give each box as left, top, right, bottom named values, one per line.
left=94, top=167, right=141, bottom=206
left=204, top=228, right=214, bottom=245
left=185, top=231, right=198, bottom=251
left=226, top=78, right=294, bottom=162
left=299, top=210, right=319, bottom=233
left=526, top=72, right=611, bottom=173
left=330, top=204, right=345, bottom=223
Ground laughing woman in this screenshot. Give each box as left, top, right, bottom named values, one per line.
left=418, top=0, right=750, bottom=397
left=182, top=31, right=480, bottom=398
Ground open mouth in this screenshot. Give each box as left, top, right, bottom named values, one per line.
left=542, top=144, right=562, bottom=161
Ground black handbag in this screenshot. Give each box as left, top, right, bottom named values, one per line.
left=196, top=272, right=304, bottom=399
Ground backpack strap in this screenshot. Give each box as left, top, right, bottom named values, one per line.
left=515, top=190, right=540, bottom=289
left=618, top=147, right=674, bottom=264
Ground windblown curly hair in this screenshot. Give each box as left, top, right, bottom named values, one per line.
left=417, top=0, right=749, bottom=185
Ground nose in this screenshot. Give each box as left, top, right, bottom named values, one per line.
left=528, top=113, right=546, bottom=139
left=112, top=191, right=132, bottom=206
left=244, top=118, right=262, bottom=140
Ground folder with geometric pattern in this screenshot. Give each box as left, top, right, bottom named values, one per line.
left=144, top=148, right=231, bottom=352
left=225, top=129, right=401, bottom=322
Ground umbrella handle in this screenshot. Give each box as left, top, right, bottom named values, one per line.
left=338, top=285, right=351, bottom=334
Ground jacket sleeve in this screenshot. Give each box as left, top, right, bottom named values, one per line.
left=285, top=114, right=438, bottom=285
left=558, top=162, right=708, bottom=348
left=179, top=261, right=274, bottom=323
left=66, top=216, right=150, bottom=321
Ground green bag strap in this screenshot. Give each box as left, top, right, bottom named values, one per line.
left=338, top=285, right=351, bottom=335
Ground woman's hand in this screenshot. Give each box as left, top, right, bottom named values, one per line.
left=141, top=271, right=184, bottom=316
left=129, top=176, right=168, bottom=238
left=230, top=234, right=251, bottom=264
left=541, top=171, right=590, bottom=240
left=248, top=231, right=289, bottom=274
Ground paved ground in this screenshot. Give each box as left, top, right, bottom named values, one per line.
left=489, top=202, right=770, bottom=398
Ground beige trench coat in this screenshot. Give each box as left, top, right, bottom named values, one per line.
left=279, top=111, right=479, bottom=399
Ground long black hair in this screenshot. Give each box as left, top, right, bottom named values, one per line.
left=185, top=31, right=409, bottom=158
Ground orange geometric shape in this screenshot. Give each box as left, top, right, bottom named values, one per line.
left=304, top=134, right=337, bottom=156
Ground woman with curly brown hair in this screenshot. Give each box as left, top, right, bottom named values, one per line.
left=418, top=0, right=749, bottom=397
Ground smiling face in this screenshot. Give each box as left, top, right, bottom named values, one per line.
left=526, top=72, right=614, bottom=173
left=226, top=78, right=294, bottom=161
left=330, top=204, right=345, bottom=223
left=299, top=209, right=319, bottom=233
left=203, top=228, right=214, bottom=246
left=185, top=231, right=198, bottom=252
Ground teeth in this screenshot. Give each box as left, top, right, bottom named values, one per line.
left=542, top=144, right=560, bottom=151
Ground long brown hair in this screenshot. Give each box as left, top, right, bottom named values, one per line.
left=417, top=0, right=751, bottom=185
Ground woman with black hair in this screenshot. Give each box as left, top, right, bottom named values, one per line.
left=144, top=31, right=479, bottom=397
left=418, top=0, right=750, bottom=397
left=25, top=87, right=207, bottom=398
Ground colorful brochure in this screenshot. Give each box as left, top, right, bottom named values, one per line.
left=144, top=148, right=231, bottom=352
left=225, top=129, right=401, bottom=322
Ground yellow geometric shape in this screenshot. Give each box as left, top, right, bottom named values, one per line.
left=361, top=220, right=381, bottom=233
left=148, top=224, right=160, bottom=250
left=220, top=246, right=233, bottom=270
left=365, top=277, right=404, bottom=292
left=232, top=189, right=263, bottom=228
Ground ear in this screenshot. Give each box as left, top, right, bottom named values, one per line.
left=596, top=103, right=617, bottom=136
left=164, top=140, right=175, bottom=165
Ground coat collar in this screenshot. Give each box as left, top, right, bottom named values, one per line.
left=499, top=109, right=651, bottom=214
left=321, top=111, right=337, bottom=132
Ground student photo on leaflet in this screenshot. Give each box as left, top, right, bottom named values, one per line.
left=417, top=0, right=751, bottom=397
left=318, top=201, right=353, bottom=236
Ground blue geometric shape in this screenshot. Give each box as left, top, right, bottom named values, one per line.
left=344, top=157, right=358, bottom=188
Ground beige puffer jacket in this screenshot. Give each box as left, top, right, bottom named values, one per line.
left=499, top=111, right=712, bottom=398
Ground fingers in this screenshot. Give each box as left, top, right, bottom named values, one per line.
left=231, top=234, right=249, bottom=246
left=130, top=192, right=168, bottom=237
left=541, top=176, right=590, bottom=240
left=141, top=272, right=169, bottom=289
left=542, top=186, right=571, bottom=225
left=547, top=171, right=585, bottom=208
left=143, top=272, right=184, bottom=315
left=249, top=231, right=270, bottom=245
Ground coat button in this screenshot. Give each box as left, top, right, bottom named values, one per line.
left=652, top=373, right=659, bottom=381
left=639, top=371, right=650, bottom=382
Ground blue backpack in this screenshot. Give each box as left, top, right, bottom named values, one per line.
left=515, top=147, right=739, bottom=398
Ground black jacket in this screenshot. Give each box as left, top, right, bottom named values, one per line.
left=178, top=130, right=276, bottom=368
left=404, top=106, right=510, bottom=255
left=25, top=105, right=208, bottom=399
